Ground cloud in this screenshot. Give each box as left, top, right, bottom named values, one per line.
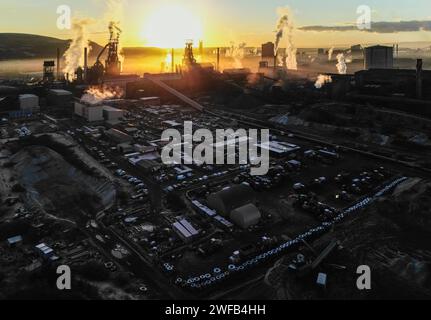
left=299, top=20, right=431, bottom=33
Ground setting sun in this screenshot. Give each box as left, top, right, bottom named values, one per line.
left=142, top=4, right=203, bottom=48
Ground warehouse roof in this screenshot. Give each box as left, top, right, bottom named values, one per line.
left=230, top=203, right=261, bottom=229
left=207, top=183, right=255, bottom=216
left=49, top=89, right=72, bottom=96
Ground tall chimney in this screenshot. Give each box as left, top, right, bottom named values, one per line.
left=217, top=48, right=220, bottom=72
left=171, top=48, right=175, bottom=73
left=416, top=59, right=423, bottom=99
left=84, top=47, right=88, bottom=82
left=56, top=48, right=60, bottom=80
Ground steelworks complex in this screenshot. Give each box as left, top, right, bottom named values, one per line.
left=1, top=29, right=431, bottom=300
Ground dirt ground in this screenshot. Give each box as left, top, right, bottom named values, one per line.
left=228, top=178, right=431, bottom=300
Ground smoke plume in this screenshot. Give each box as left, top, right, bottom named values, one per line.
left=275, top=7, right=297, bottom=70
left=63, top=19, right=92, bottom=79
left=314, top=74, right=332, bottom=89
left=226, top=42, right=247, bottom=68
left=275, top=15, right=288, bottom=54
left=81, top=85, right=124, bottom=105
left=336, top=53, right=347, bottom=74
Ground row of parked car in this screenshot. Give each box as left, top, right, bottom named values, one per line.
left=291, top=193, right=338, bottom=222
left=114, top=169, right=149, bottom=200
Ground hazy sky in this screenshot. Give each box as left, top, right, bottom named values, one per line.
left=1, top=0, right=430, bottom=47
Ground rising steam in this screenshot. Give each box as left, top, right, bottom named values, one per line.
left=314, top=74, right=332, bottom=89
left=63, top=19, right=92, bottom=79
left=81, top=85, right=124, bottom=105
left=275, top=7, right=297, bottom=70
left=226, top=42, right=247, bottom=68
left=336, top=53, right=347, bottom=74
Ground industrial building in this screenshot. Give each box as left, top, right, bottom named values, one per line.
left=104, top=128, right=133, bottom=144
left=260, top=42, right=276, bottom=69
left=262, top=42, right=275, bottom=58
left=35, top=243, right=58, bottom=261
left=47, top=89, right=73, bottom=108
left=364, top=45, right=394, bottom=69
left=256, top=141, right=301, bottom=157
left=355, top=62, right=431, bottom=100
left=103, top=74, right=141, bottom=91
left=172, top=218, right=200, bottom=242
left=350, top=44, right=364, bottom=60
left=43, top=60, right=55, bottom=83
left=74, top=102, right=104, bottom=122
left=230, top=203, right=262, bottom=229
left=7, top=235, right=23, bottom=248
left=19, top=94, right=39, bottom=112
left=207, top=183, right=255, bottom=217
left=103, top=105, right=124, bottom=121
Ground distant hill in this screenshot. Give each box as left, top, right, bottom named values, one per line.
left=0, top=33, right=103, bottom=60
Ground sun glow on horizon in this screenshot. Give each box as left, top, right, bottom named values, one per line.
left=142, top=4, right=203, bottom=48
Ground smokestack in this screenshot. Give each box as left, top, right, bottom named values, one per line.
left=416, top=59, right=423, bottom=99
left=84, top=47, right=88, bottom=82
left=171, top=48, right=175, bottom=73
left=56, top=48, right=60, bottom=80
left=217, top=48, right=220, bottom=72
left=199, top=40, right=204, bottom=58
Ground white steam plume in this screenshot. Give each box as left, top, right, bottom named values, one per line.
left=275, top=15, right=288, bottom=55
left=314, top=74, right=332, bottom=89
left=275, top=7, right=297, bottom=70
left=336, top=53, right=347, bottom=74
left=226, top=42, right=247, bottom=68
left=81, top=85, right=124, bottom=105
left=63, top=19, right=92, bottom=79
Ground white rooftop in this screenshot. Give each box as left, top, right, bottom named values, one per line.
left=49, top=89, right=73, bottom=96
left=19, top=94, right=38, bottom=99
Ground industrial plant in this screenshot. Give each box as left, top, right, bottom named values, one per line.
left=0, top=0, right=431, bottom=308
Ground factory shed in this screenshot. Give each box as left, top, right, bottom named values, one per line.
left=364, top=45, right=393, bottom=70
left=105, top=128, right=133, bottom=144
left=47, top=89, right=73, bottom=108
left=7, top=235, right=23, bottom=247
left=256, top=141, right=300, bottom=156
left=207, top=183, right=255, bottom=216
left=230, top=203, right=261, bottom=229
left=19, top=94, right=39, bottom=112
left=172, top=218, right=199, bottom=242
left=103, top=105, right=124, bottom=121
